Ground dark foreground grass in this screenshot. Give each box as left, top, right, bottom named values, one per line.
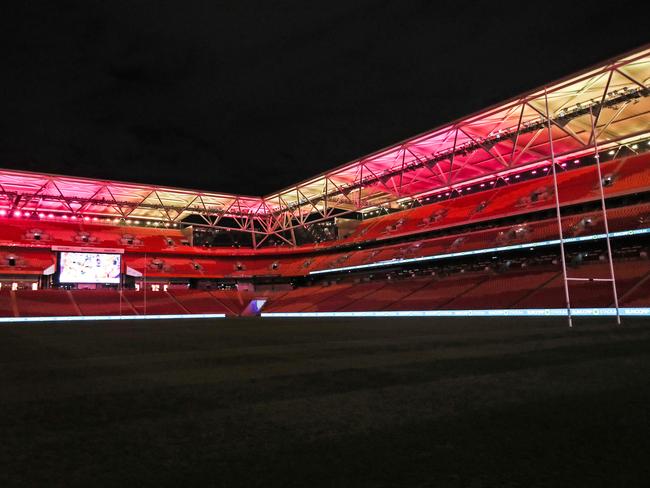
left=1, top=316, right=649, bottom=487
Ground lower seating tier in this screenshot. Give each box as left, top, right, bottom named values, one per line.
left=0, top=259, right=648, bottom=318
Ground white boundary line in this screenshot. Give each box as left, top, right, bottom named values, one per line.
left=0, top=313, right=226, bottom=324
left=309, top=228, right=650, bottom=275
left=1, top=309, right=648, bottom=322
left=262, top=308, right=650, bottom=318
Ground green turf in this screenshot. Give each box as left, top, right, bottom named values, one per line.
left=1, top=317, right=649, bottom=487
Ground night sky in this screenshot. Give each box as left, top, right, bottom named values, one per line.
left=1, top=1, right=647, bottom=196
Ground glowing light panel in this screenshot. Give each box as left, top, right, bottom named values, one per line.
left=0, top=313, right=226, bottom=323
left=59, top=252, right=121, bottom=284
left=262, top=308, right=650, bottom=318
left=309, top=228, right=650, bottom=275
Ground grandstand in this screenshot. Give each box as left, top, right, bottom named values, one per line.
left=1, top=45, right=650, bottom=322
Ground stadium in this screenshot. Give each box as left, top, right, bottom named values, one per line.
left=1, top=46, right=649, bottom=322
left=2, top=41, right=650, bottom=487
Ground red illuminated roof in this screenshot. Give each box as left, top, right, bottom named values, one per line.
left=267, top=45, right=650, bottom=216
left=0, top=167, right=266, bottom=222
left=1, top=45, right=649, bottom=228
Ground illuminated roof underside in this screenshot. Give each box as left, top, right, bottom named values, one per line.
left=1, top=45, right=649, bottom=246
left=0, top=169, right=266, bottom=221
left=267, top=46, right=650, bottom=219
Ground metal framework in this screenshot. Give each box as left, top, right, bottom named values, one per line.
left=0, top=45, right=649, bottom=250
left=265, top=45, right=650, bottom=236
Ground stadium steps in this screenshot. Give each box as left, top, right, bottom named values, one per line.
left=262, top=284, right=353, bottom=313
left=508, top=271, right=563, bottom=309
left=122, top=291, right=187, bottom=315
left=169, top=290, right=231, bottom=314
left=66, top=290, right=83, bottom=316
left=0, top=291, right=15, bottom=317
left=118, top=291, right=141, bottom=315
left=443, top=271, right=560, bottom=310
left=10, top=291, right=19, bottom=317
left=380, top=277, right=446, bottom=310
left=165, top=291, right=191, bottom=314
left=207, top=291, right=249, bottom=315
left=435, top=275, right=490, bottom=310
left=71, top=291, right=138, bottom=316
left=383, top=275, right=486, bottom=311
left=14, top=290, right=79, bottom=317
left=308, top=281, right=390, bottom=312
left=512, top=261, right=648, bottom=309
left=339, top=278, right=432, bottom=311
left=288, top=283, right=356, bottom=312
left=618, top=270, right=650, bottom=307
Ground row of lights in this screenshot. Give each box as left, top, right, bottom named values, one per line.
left=392, top=140, right=650, bottom=211
left=399, top=167, right=554, bottom=208
left=0, top=210, right=179, bottom=227
left=607, top=142, right=643, bottom=156
left=368, top=140, right=648, bottom=217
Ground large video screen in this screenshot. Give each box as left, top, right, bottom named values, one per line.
left=59, top=252, right=121, bottom=284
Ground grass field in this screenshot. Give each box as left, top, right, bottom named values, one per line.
left=1, top=316, right=650, bottom=487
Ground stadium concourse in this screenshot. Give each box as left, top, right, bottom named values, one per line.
left=1, top=46, right=650, bottom=321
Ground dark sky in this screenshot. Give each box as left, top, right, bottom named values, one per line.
left=1, top=1, right=647, bottom=196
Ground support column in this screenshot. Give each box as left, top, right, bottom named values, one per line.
left=545, top=90, right=573, bottom=327
left=589, top=106, right=621, bottom=325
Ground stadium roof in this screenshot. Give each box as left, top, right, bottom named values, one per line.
left=0, top=168, right=266, bottom=221
left=1, top=44, right=649, bottom=241
left=267, top=44, right=650, bottom=216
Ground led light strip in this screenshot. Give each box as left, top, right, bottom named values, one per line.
left=309, top=228, right=650, bottom=275
left=262, top=308, right=650, bottom=318
left=0, top=313, right=226, bottom=324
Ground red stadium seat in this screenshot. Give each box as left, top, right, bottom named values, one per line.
left=71, top=290, right=138, bottom=316
left=14, top=290, right=79, bottom=317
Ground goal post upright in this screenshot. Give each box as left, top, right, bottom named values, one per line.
left=545, top=89, right=573, bottom=327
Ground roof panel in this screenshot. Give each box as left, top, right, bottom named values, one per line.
left=1, top=45, right=648, bottom=220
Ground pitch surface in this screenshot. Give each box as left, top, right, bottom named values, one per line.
left=1, top=317, right=649, bottom=487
